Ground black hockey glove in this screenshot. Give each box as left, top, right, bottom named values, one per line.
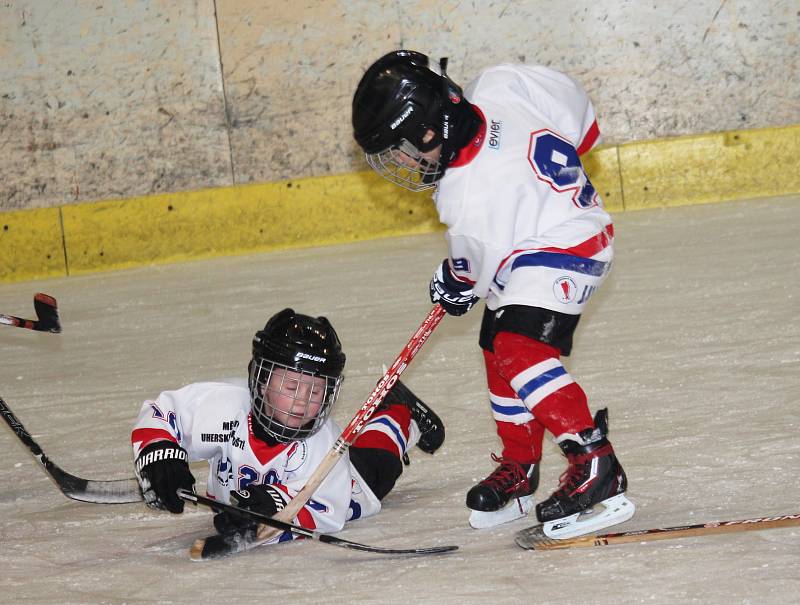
left=213, top=484, right=289, bottom=535
left=134, top=441, right=195, bottom=514
left=429, top=259, right=479, bottom=316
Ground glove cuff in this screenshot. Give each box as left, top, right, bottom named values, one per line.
left=441, top=260, right=472, bottom=293
left=135, top=440, right=188, bottom=476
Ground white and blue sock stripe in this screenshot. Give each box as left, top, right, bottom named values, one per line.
left=490, top=393, right=534, bottom=423
left=363, top=415, right=408, bottom=457
left=510, top=358, right=574, bottom=411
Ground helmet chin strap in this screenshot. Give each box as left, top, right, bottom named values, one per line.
left=437, top=56, right=478, bottom=173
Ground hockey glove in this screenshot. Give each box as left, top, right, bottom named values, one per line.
left=429, top=259, right=479, bottom=316
left=213, top=484, right=289, bottom=534
left=134, top=441, right=195, bottom=514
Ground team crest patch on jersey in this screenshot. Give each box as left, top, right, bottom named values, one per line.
left=553, top=276, right=577, bottom=304
left=351, top=477, right=364, bottom=496
left=284, top=441, right=308, bottom=473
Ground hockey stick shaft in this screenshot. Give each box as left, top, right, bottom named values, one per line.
left=527, top=513, right=800, bottom=550
left=179, top=489, right=457, bottom=556
left=0, top=293, right=61, bottom=333
left=0, top=395, right=142, bottom=503
left=191, top=304, right=447, bottom=559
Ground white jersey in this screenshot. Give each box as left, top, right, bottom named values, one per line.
left=436, top=64, right=614, bottom=313
left=131, top=381, right=382, bottom=542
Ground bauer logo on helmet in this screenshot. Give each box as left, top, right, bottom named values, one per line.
left=390, top=106, right=414, bottom=130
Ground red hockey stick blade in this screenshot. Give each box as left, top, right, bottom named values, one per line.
left=0, top=293, right=61, bottom=333
left=33, top=293, right=61, bottom=333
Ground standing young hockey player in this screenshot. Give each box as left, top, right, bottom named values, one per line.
left=131, top=308, right=444, bottom=543
left=351, top=50, right=634, bottom=538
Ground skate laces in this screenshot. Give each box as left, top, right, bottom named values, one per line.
left=555, top=445, right=613, bottom=496
left=555, top=455, right=591, bottom=496
left=482, top=453, right=531, bottom=495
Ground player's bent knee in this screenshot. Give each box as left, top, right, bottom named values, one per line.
left=349, top=446, right=403, bottom=501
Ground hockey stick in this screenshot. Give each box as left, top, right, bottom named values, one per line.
left=178, top=489, right=457, bottom=556
left=515, top=512, right=800, bottom=550
left=0, top=293, right=62, bottom=333
left=0, top=395, right=142, bottom=503
left=190, top=303, right=447, bottom=560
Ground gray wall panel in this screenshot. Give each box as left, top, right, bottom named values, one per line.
left=1, top=0, right=797, bottom=209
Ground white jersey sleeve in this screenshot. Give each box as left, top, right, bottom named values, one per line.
left=131, top=381, right=381, bottom=541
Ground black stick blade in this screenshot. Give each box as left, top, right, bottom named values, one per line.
left=33, top=293, right=61, bottom=333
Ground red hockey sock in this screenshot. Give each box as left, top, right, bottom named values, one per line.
left=493, top=331, right=594, bottom=438
left=496, top=418, right=545, bottom=464
left=484, top=349, right=545, bottom=464
left=351, top=403, right=412, bottom=460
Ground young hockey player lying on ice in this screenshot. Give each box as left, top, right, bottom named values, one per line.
left=131, top=308, right=444, bottom=545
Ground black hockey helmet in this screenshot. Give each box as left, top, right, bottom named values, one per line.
left=352, top=50, right=481, bottom=191
left=249, top=309, right=345, bottom=443
left=353, top=50, right=447, bottom=156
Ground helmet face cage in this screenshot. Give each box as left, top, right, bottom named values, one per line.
left=365, top=139, right=443, bottom=191
left=250, top=357, right=343, bottom=443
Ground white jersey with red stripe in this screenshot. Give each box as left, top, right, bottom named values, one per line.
left=435, top=63, right=614, bottom=314
left=131, top=381, right=382, bottom=542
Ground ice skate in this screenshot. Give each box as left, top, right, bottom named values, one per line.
left=383, top=378, right=445, bottom=454
left=467, top=454, right=539, bottom=529
left=535, top=409, right=635, bottom=539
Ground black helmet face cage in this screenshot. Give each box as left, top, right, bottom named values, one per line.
left=250, top=358, right=342, bottom=443
left=365, top=138, right=444, bottom=191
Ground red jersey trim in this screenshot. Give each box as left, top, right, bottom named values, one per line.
left=576, top=120, right=600, bottom=156
left=296, top=506, right=317, bottom=530
left=131, top=428, right=176, bottom=448
left=452, top=273, right=476, bottom=286
left=496, top=224, right=614, bottom=274
left=247, top=413, right=291, bottom=465
left=272, top=483, right=318, bottom=531
left=447, top=258, right=477, bottom=286
left=537, top=224, right=614, bottom=256
left=447, top=104, right=487, bottom=168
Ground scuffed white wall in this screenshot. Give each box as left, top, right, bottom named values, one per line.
left=1, top=0, right=797, bottom=210
left=0, top=1, right=231, bottom=210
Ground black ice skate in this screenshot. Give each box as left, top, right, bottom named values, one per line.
left=535, top=409, right=635, bottom=539
left=466, top=454, right=540, bottom=529
left=383, top=378, right=445, bottom=455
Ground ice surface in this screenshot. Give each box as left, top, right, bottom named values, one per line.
left=1, top=195, right=798, bottom=604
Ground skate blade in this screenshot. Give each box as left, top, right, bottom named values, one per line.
left=542, top=493, right=636, bottom=540
left=469, top=494, right=535, bottom=529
